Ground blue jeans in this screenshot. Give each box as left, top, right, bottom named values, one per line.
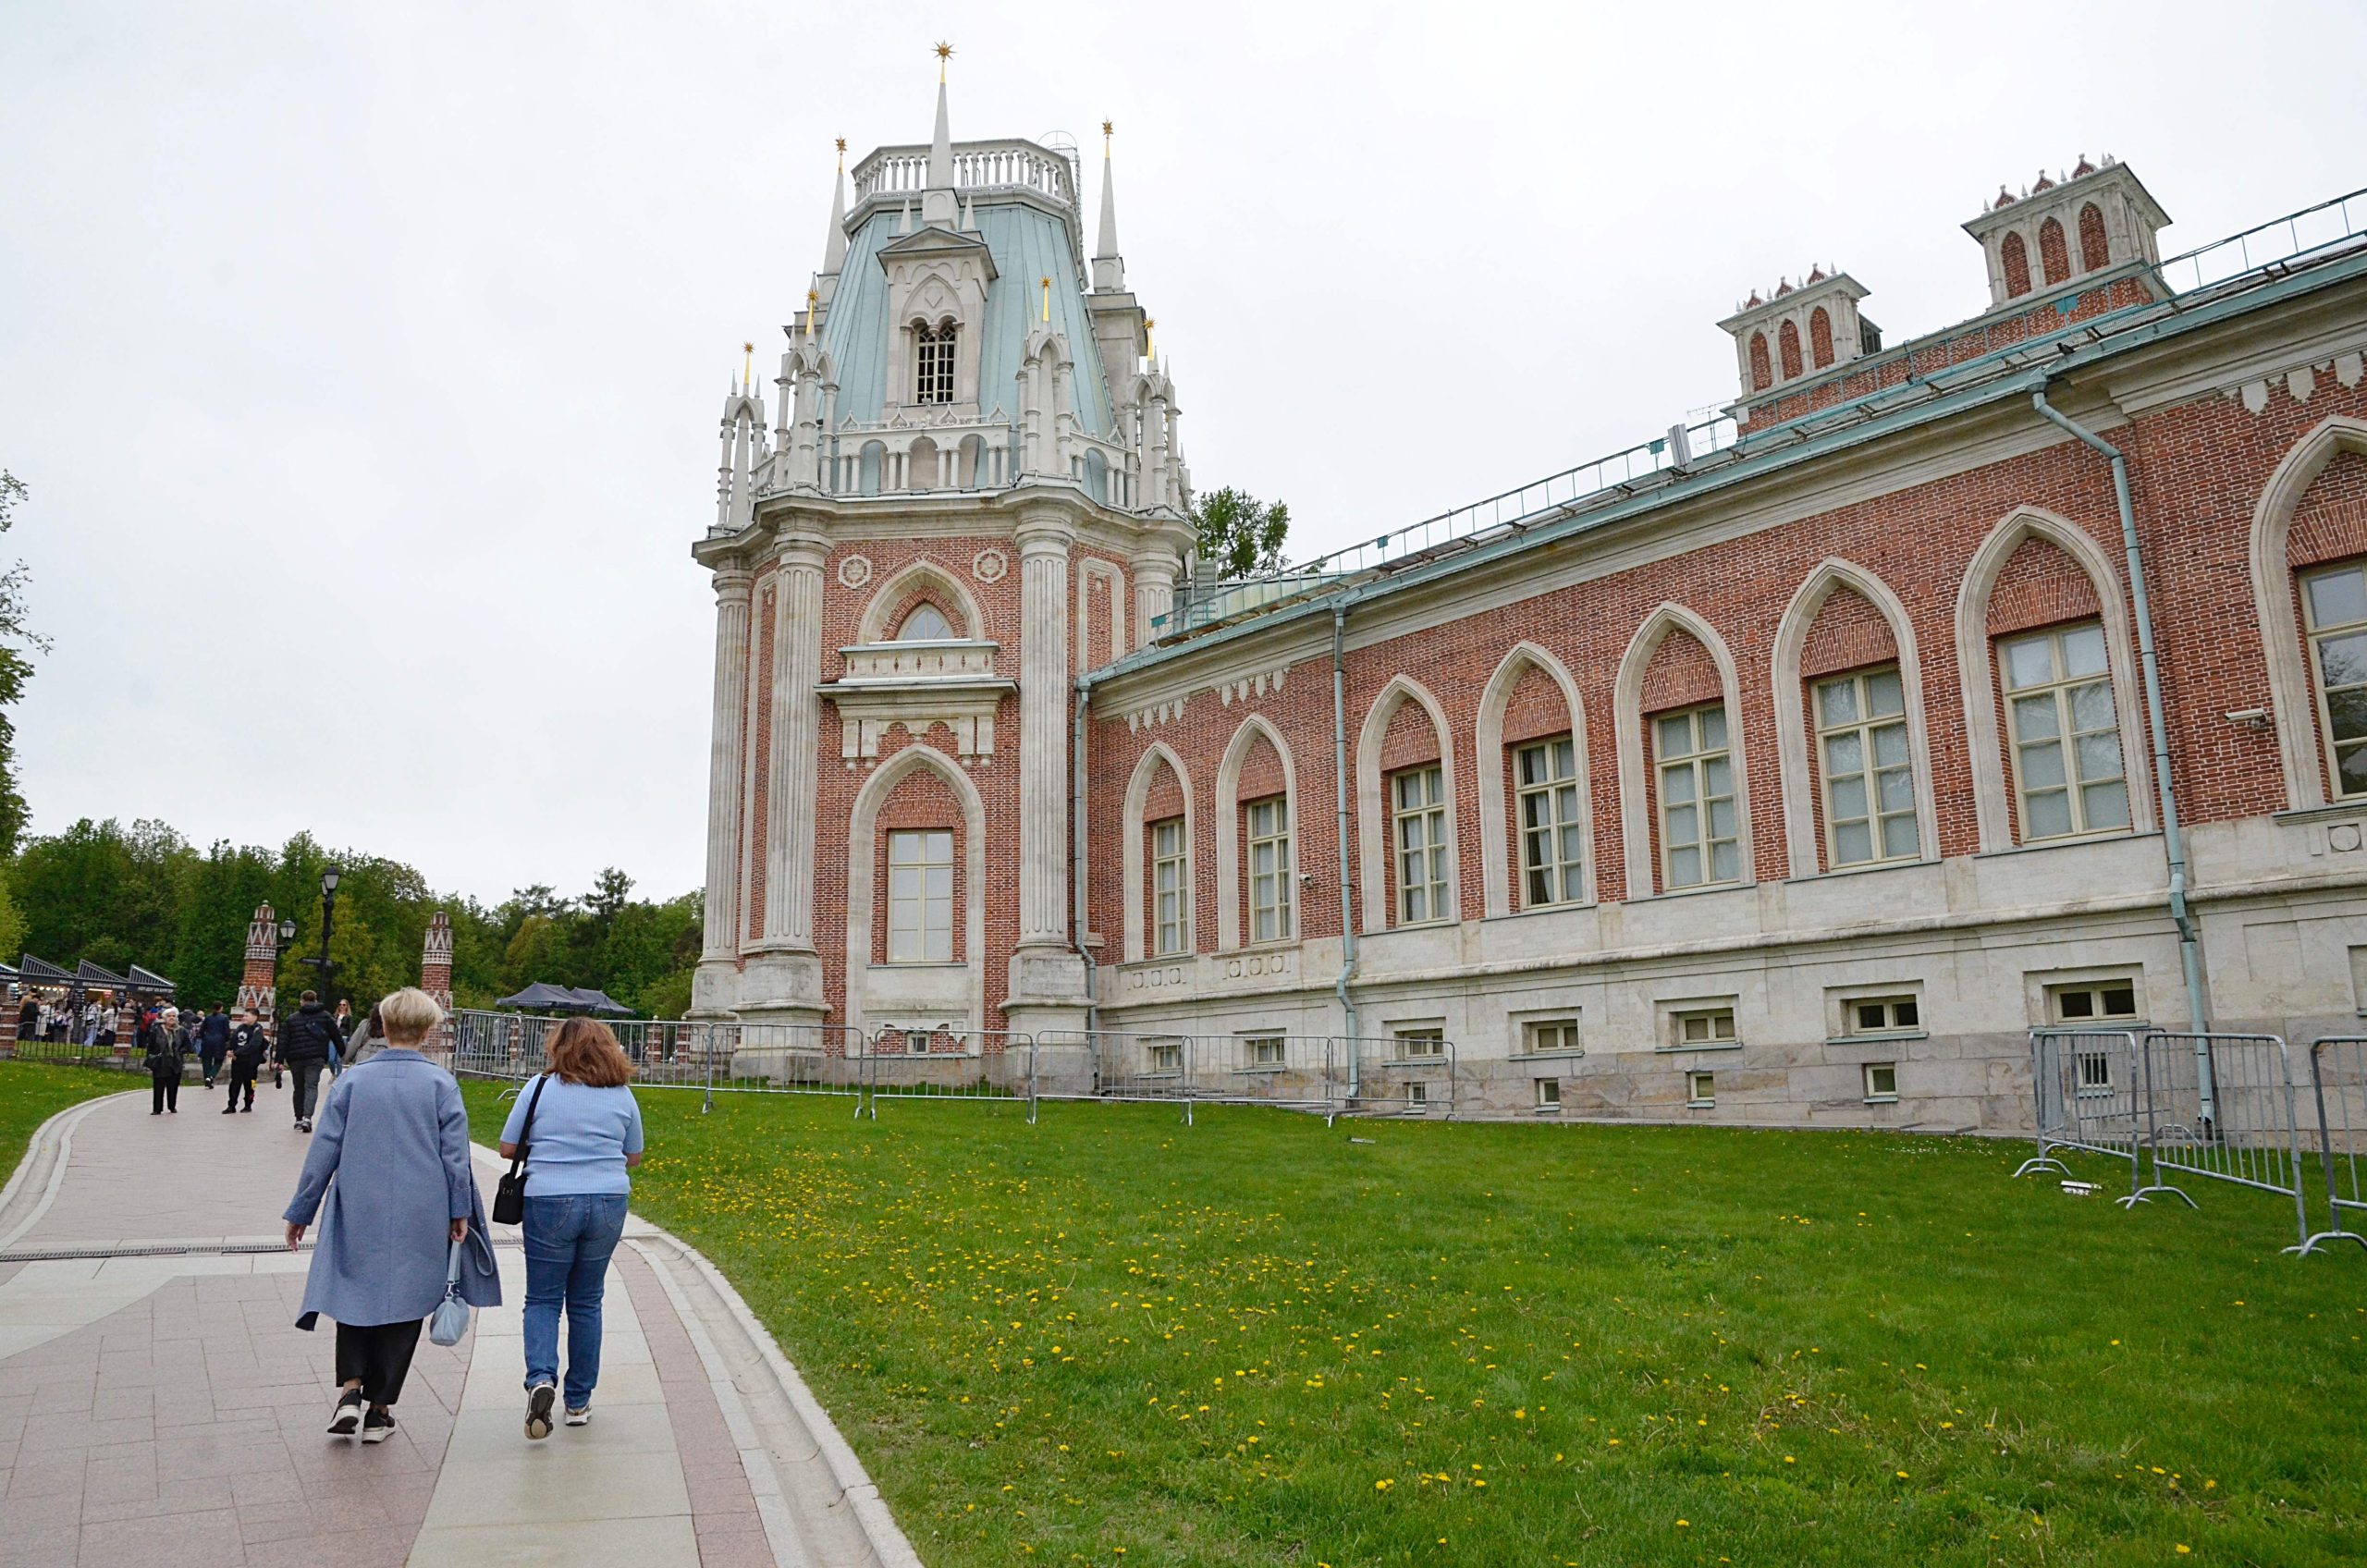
left=521, top=1193, right=629, bottom=1409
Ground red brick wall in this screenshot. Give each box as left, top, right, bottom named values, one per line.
left=1639, top=628, right=1723, bottom=713
left=2040, top=217, right=2070, bottom=286
left=1986, top=535, right=2103, bottom=635
left=2079, top=202, right=2110, bottom=273
left=869, top=762, right=966, bottom=964
left=2003, top=232, right=2032, bottom=299
left=2287, top=452, right=2367, bottom=566
left=1810, top=307, right=1835, bottom=370
left=1799, top=586, right=1897, bottom=678
left=1085, top=371, right=2367, bottom=938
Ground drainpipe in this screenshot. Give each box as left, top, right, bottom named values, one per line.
left=2031, top=389, right=2214, bottom=1123
left=1331, top=600, right=1361, bottom=1096
left=1073, top=682, right=1097, bottom=1044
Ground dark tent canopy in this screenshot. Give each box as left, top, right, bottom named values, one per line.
left=495, top=982, right=592, bottom=1012
left=18, top=956, right=73, bottom=986
left=75, top=960, right=129, bottom=989
left=127, top=965, right=177, bottom=996
left=564, top=987, right=633, bottom=1016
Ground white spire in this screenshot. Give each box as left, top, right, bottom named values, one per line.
left=1091, top=122, right=1124, bottom=292
left=896, top=197, right=913, bottom=236
left=822, top=141, right=848, bottom=277
left=928, top=78, right=952, bottom=189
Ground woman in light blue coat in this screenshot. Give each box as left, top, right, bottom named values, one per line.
left=284, top=988, right=500, bottom=1443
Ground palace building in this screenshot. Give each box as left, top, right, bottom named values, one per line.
left=689, top=71, right=2367, bottom=1130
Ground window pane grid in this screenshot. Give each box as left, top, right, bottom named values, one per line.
left=914, top=322, right=956, bottom=405
left=1814, top=668, right=1918, bottom=866
left=886, top=829, right=954, bottom=962
left=1515, top=739, right=1584, bottom=906
left=1246, top=797, right=1293, bottom=943
left=1152, top=818, right=1188, bottom=956
left=1655, top=704, right=1739, bottom=889
left=1392, top=766, right=1448, bottom=924
left=2001, top=624, right=2128, bottom=840
left=2304, top=563, right=2367, bottom=799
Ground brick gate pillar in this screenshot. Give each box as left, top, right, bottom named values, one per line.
left=421, top=911, right=454, bottom=1057
left=235, top=903, right=281, bottom=1024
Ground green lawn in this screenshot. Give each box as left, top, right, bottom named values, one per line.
left=460, top=1083, right=2365, bottom=1567
left=0, top=1060, right=133, bottom=1190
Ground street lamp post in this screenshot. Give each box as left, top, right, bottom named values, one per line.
left=313, top=866, right=341, bottom=1004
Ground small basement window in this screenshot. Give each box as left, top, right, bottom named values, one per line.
left=1523, top=1017, right=1579, bottom=1055
left=1686, top=1071, right=1716, bottom=1108
left=1245, top=1035, right=1285, bottom=1068
left=2050, top=980, right=2139, bottom=1024
left=1849, top=996, right=1920, bottom=1035
left=1396, top=1028, right=1445, bottom=1060
left=1535, top=1078, right=1561, bottom=1111
left=1147, top=1039, right=1183, bottom=1074
left=1863, top=1061, right=1898, bottom=1102
left=1672, top=1008, right=1736, bottom=1047
left=1404, top=1081, right=1429, bottom=1109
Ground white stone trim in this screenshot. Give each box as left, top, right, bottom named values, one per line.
left=1122, top=741, right=1196, bottom=964
left=2250, top=415, right=2367, bottom=811
left=1613, top=605, right=1754, bottom=901
left=1770, top=559, right=1942, bottom=877
left=1473, top=642, right=1592, bottom=918
left=1355, top=675, right=1461, bottom=931
left=1213, top=715, right=1302, bottom=950
left=1952, top=506, right=2155, bottom=851
left=842, top=745, right=987, bottom=1040
left=856, top=558, right=987, bottom=643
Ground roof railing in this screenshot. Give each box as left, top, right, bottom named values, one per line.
left=1151, top=185, right=2367, bottom=640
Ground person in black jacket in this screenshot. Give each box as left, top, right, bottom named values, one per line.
left=144, top=1008, right=188, bottom=1114
left=223, top=1009, right=269, bottom=1113
left=278, top=991, right=346, bottom=1133
left=198, top=1003, right=232, bottom=1085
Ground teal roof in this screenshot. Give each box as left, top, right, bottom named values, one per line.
left=823, top=200, right=1115, bottom=437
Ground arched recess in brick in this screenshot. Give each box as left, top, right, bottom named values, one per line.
left=842, top=743, right=987, bottom=1039
left=1613, top=606, right=1751, bottom=900
left=1355, top=676, right=1459, bottom=932
left=1122, top=742, right=1196, bottom=963
left=1778, top=320, right=1803, bottom=381
left=1953, top=507, right=2153, bottom=851
left=1474, top=642, right=1591, bottom=918
left=2250, top=415, right=2367, bottom=810
left=1770, top=560, right=1940, bottom=876
left=2039, top=217, right=2070, bottom=286
left=1748, top=332, right=1772, bottom=392
left=2078, top=202, right=2110, bottom=273
left=1214, top=715, right=1301, bottom=950
left=856, top=559, right=984, bottom=643
left=1809, top=308, right=1834, bottom=370
left=2002, top=232, right=2032, bottom=298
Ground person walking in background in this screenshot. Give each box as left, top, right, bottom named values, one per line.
left=224, top=1008, right=268, bottom=1113
left=283, top=988, right=499, bottom=1445
left=95, top=1000, right=117, bottom=1053
left=143, top=1006, right=187, bottom=1114
left=277, top=990, right=345, bottom=1133
left=498, top=1016, right=644, bottom=1439
left=16, top=994, right=34, bottom=1043
left=198, top=1002, right=231, bottom=1086
left=343, top=1003, right=386, bottom=1070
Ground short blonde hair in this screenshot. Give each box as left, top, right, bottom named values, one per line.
left=376, top=987, right=446, bottom=1047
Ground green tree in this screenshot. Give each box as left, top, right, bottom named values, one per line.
left=0, top=471, right=45, bottom=854
left=1189, top=485, right=1291, bottom=579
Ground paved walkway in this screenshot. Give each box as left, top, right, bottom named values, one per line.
left=0, top=1074, right=914, bottom=1567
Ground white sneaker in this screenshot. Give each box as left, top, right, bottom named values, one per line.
left=327, top=1390, right=363, bottom=1436
left=563, top=1406, right=591, bottom=1427
left=360, top=1409, right=397, bottom=1444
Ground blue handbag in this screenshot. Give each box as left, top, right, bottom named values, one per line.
left=428, top=1239, right=471, bottom=1346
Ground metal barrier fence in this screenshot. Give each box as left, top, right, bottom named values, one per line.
left=863, top=1028, right=1036, bottom=1121
left=447, top=1011, right=1464, bottom=1125
left=2140, top=1033, right=2311, bottom=1246
left=2296, top=1038, right=2367, bottom=1256
left=4, top=1035, right=129, bottom=1068
left=2014, top=1029, right=2151, bottom=1203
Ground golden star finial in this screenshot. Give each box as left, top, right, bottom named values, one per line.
left=1101, top=119, right=1113, bottom=138
left=934, top=41, right=952, bottom=80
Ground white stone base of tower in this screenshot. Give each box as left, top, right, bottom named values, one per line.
left=1004, top=947, right=1092, bottom=1094
left=734, top=947, right=828, bottom=1029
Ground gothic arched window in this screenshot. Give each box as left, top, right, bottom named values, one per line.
left=914, top=320, right=957, bottom=405
left=896, top=603, right=958, bottom=641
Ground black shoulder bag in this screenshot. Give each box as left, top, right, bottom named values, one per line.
left=492, top=1073, right=549, bottom=1225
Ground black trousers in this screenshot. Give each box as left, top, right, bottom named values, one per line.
left=289, top=1060, right=324, bottom=1121
left=150, top=1072, right=178, bottom=1112
left=335, top=1319, right=423, bottom=1406
left=199, top=1044, right=225, bottom=1083
left=226, top=1061, right=258, bottom=1109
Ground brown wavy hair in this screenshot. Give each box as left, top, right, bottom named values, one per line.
left=545, top=1016, right=634, bottom=1087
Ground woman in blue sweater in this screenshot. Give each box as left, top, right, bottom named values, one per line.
left=498, top=1016, right=645, bottom=1439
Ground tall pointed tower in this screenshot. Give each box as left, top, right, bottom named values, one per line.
left=690, top=51, right=1194, bottom=1050
left=237, top=903, right=281, bottom=1022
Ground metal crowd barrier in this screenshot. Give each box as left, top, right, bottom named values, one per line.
left=2014, top=1029, right=2151, bottom=1203
left=448, top=1010, right=1464, bottom=1127
left=863, top=1028, right=1036, bottom=1121
left=2295, top=1037, right=2367, bottom=1256
left=2140, top=1033, right=2311, bottom=1246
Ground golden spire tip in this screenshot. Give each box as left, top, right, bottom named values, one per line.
left=934, top=41, right=952, bottom=80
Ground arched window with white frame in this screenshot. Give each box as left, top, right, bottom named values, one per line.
left=913, top=319, right=957, bottom=405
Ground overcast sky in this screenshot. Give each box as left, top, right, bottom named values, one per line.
left=4, top=0, right=2361, bottom=906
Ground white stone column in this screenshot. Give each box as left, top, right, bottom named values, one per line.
left=1131, top=550, right=1178, bottom=649
left=1017, top=516, right=1073, bottom=949
left=699, top=568, right=754, bottom=960
left=742, top=533, right=828, bottom=1024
